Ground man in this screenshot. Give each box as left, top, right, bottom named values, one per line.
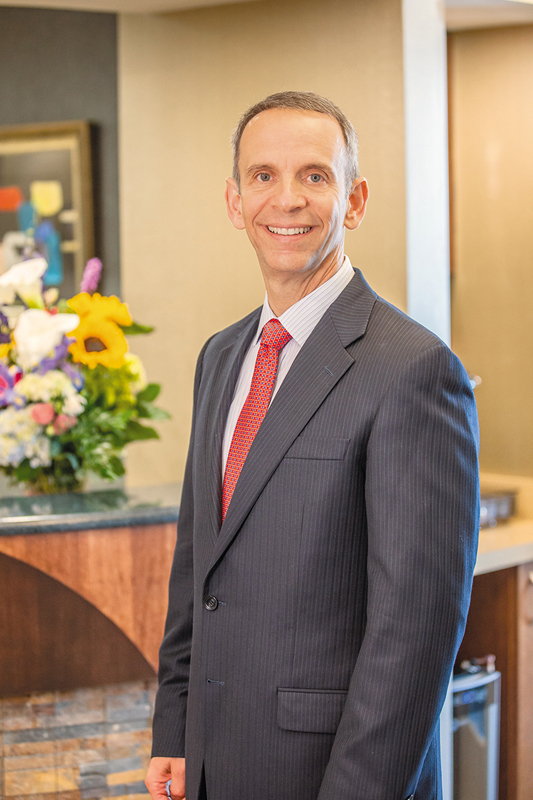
left=146, top=91, right=479, bottom=800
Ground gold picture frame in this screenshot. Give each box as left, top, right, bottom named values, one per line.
left=0, top=120, right=94, bottom=297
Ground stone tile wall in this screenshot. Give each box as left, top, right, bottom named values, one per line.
left=0, top=680, right=157, bottom=800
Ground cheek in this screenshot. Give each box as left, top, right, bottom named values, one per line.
left=240, top=206, right=259, bottom=230
left=321, top=204, right=344, bottom=232
left=242, top=196, right=267, bottom=224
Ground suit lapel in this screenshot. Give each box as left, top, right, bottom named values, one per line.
left=201, top=310, right=261, bottom=541
left=206, top=269, right=377, bottom=573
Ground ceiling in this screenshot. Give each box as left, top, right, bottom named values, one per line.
left=0, top=0, right=532, bottom=29
left=0, top=0, right=262, bottom=12
left=446, top=0, right=533, bottom=29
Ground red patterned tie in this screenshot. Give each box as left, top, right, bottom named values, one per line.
left=222, top=318, right=292, bottom=519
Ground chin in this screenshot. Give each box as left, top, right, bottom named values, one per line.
left=262, top=249, right=316, bottom=270
left=267, top=258, right=313, bottom=275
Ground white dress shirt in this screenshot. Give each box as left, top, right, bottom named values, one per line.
left=222, top=256, right=355, bottom=475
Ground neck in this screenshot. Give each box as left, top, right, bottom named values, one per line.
left=263, top=251, right=344, bottom=317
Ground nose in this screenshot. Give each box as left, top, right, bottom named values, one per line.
left=272, top=177, right=306, bottom=212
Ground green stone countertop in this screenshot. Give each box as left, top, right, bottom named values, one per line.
left=0, top=483, right=181, bottom=535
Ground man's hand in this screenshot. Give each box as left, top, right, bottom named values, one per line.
left=145, top=757, right=186, bottom=800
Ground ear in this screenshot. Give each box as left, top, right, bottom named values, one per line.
left=225, top=177, right=246, bottom=230
left=344, top=177, right=369, bottom=231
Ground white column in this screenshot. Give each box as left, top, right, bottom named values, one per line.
left=402, top=0, right=450, bottom=344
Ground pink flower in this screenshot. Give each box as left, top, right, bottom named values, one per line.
left=31, top=403, right=55, bottom=425
left=80, top=258, right=103, bottom=294
left=53, top=414, right=78, bottom=434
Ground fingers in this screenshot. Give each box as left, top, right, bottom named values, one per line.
left=170, top=757, right=186, bottom=800
left=145, top=757, right=186, bottom=800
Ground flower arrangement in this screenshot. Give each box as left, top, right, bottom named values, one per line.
left=0, top=257, right=169, bottom=494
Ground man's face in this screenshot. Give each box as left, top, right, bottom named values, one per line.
left=225, top=108, right=368, bottom=283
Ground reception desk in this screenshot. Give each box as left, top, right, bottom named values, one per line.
left=0, top=484, right=180, bottom=696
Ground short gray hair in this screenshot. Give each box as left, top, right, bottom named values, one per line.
left=231, top=90, right=359, bottom=191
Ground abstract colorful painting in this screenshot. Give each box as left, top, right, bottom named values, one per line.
left=0, top=121, right=94, bottom=298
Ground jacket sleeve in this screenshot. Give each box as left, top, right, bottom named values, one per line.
left=318, top=343, right=480, bottom=800
left=151, top=337, right=211, bottom=758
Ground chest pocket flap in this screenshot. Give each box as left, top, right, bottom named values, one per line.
left=284, top=437, right=351, bottom=460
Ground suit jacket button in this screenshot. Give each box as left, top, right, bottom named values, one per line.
left=204, top=595, right=218, bottom=611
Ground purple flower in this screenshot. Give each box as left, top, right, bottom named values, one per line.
left=0, top=311, right=10, bottom=345
left=80, top=258, right=103, bottom=294
left=0, top=364, right=22, bottom=407
left=38, top=335, right=72, bottom=373
left=63, top=361, right=84, bottom=391
left=38, top=335, right=84, bottom=390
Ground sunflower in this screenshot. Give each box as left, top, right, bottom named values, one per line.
left=0, top=312, right=11, bottom=360
left=68, top=293, right=132, bottom=369
left=0, top=342, right=11, bottom=359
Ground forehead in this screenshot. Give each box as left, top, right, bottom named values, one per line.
left=239, top=108, right=346, bottom=168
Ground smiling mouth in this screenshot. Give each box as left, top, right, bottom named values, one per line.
left=267, top=226, right=312, bottom=236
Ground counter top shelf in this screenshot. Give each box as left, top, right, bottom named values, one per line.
left=0, top=482, right=180, bottom=535
left=477, top=518, right=533, bottom=575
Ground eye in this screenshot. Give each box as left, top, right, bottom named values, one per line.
left=308, top=173, right=323, bottom=184
left=257, top=172, right=271, bottom=182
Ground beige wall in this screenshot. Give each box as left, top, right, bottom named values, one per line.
left=118, top=0, right=407, bottom=486
left=450, top=26, right=533, bottom=476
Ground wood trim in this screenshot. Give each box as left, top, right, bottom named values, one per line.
left=517, top=563, right=533, bottom=800
left=0, top=522, right=177, bottom=670
left=0, top=120, right=89, bottom=141
left=0, top=552, right=154, bottom=696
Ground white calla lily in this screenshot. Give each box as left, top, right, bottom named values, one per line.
left=0, top=258, right=47, bottom=308
left=14, top=309, right=79, bottom=371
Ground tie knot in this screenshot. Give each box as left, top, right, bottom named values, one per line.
left=261, top=318, right=292, bottom=352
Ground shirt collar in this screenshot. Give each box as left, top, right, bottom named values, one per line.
left=256, top=255, right=355, bottom=346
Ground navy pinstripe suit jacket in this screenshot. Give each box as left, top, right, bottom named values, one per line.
left=152, top=269, right=480, bottom=800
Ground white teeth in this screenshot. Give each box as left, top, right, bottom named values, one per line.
left=267, top=226, right=311, bottom=235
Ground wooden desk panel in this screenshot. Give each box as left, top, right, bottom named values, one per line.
left=0, top=522, right=177, bottom=672
left=517, top=563, right=533, bottom=800
left=0, top=552, right=155, bottom=696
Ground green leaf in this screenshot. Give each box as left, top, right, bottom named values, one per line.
left=109, top=456, right=126, bottom=476
left=93, top=409, right=131, bottom=432
left=137, top=402, right=170, bottom=421
left=64, top=452, right=80, bottom=471
left=81, top=362, right=139, bottom=411
left=57, top=299, right=77, bottom=314
left=15, top=461, right=36, bottom=481
left=120, top=321, right=154, bottom=335
left=104, top=385, right=117, bottom=407
left=137, top=383, right=160, bottom=403
left=109, top=431, right=128, bottom=449
left=124, top=420, right=160, bottom=441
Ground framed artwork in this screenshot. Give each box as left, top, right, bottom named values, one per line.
left=0, top=121, right=94, bottom=298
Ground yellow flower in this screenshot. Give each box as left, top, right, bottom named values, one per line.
left=0, top=342, right=11, bottom=359
left=68, top=293, right=132, bottom=369
left=125, top=353, right=147, bottom=392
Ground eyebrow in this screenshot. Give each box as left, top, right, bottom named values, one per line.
left=243, top=163, right=277, bottom=179
left=304, top=163, right=333, bottom=174
left=244, top=162, right=336, bottom=178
